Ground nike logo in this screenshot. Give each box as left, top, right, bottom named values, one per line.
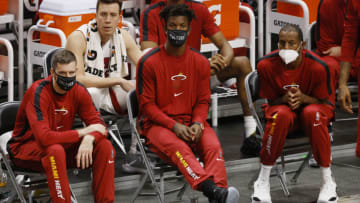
left=313, top=123, right=322, bottom=127
left=216, top=158, right=224, bottom=161
left=174, top=92, right=184, bottom=97
left=108, top=160, right=114, bottom=164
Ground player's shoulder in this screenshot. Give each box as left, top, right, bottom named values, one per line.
left=189, top=47, right=208, bottom=62
left=304, top=50, right=329, bottom=72
left=139, top=47, right=162, bottom=67
left=143, top=1, right=165, bottom=16
left=257, top=50, right=280, bottom=68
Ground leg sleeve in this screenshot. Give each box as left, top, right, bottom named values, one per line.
left=145, top=125, right=210, bottom=190
left=299, top=104, right=334, bottom=167
left=260, top=105, right=297, bottom=165
left=194, top=125, right=228, bottom=188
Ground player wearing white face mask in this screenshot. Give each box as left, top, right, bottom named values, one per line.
left=252, top=25, right=338, bottom=203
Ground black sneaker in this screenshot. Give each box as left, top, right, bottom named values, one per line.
left=211, top=186, right=240, bottom=203
left=240, top=134, right=261, bottom=156
left=121, top=153, right=147, bottom=174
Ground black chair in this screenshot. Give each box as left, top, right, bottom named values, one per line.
left=126, top=89, right=188, bottom=203
left=245, top=71, right=313, bottom=197
left=0, top=101, right=77, bottom=203
left=43, top=48, right=128, bottom=154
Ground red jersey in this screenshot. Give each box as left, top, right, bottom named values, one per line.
left=140, top=0, right=220, bottom=51
left=257, top=49, right=334, bottom=106
left=316, top=0, right=346, bottom=56
left=136, top=45, right=210, bottom=132
left=341, top=0, right=360, bottom=65
left=9, top=76, right=105, bottom=157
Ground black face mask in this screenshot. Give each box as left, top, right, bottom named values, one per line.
left=167, top=29, right=188, bottom=47
left=55, top=73, right=76, bottom=91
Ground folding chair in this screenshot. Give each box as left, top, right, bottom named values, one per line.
left=0, top=101, right=77, bottom=203
left=245, top=71, right=313, bottom=197
left=126, top=89, right=188, bottom=203
left=43, top=48, right=127, bottom=154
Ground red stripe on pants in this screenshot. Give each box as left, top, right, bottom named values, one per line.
left=145, top=124, right=228, bottom=190
left=260, top=104, right=333, bottom=167
left=11, top=139, right=115, bottom=203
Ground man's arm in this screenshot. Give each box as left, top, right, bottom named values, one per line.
left=137, top=62, right=177, bottom=130
left=338, top=0, right=358, bottom=114
left=122, top=29, right=142, bottom=65
left=77, top=85, right=108, bottom=144
left=208, top=32, right=234, bottom=74
left=26, top=89, right=104, bottom=147
left=139, top=6, right=160, bottom=50
left=65, top=31, right=128, bottom=88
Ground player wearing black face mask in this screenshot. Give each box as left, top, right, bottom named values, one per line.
left=54, top=72, right=76, bottom=91
left=137, top=5, right=240, bottom=203
left=8, top=49, right=114, bottom=202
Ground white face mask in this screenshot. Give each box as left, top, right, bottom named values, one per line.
left=278, top=43, right=301, bottom=64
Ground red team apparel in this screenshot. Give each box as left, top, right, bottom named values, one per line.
left=257, top=49, right=334, bottom=167
left=140, top=0, right=220, bottom=50
left=341, top=0, right=360, bottom=157
left=137, top=45, right=227, bottom=189
left=8, top=76, right=115, bottom=203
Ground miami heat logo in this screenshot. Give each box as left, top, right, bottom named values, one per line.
left=55, top=106, right=69, bottom=130
left=283, top=82, right=299, bottom=91
left=171, top=73, right=187, bottom=97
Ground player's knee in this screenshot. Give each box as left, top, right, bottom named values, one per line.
left=46, top=144, right=66, bottom=156
left=96, top=139, right=115, bottom=157
left=302, top=104, right=321, bottom=120
left=231, top=56, right=252, bottom=75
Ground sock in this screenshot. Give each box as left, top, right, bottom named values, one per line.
left=244, top=116, right=257, bottom=138
left=257, top=164, right=272, bottom=183
left=320, top=167, right=332, bottom=184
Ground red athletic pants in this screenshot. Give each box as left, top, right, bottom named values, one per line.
left=145, top=124, right=228, bottom=190
left=260, top=104, right=334, bottom=167
left=11, top=139, right=115, bottom=203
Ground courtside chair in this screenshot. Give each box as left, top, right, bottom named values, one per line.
left=126, top=89, right=188, bottom=203
left=245, top=71, right=313, bottom=197
left=0, top=101, right=78, bottom=203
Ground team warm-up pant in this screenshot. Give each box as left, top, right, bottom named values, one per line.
left=145, top=124, right=228, bottom=190
left=11, top=139, right=115, bottom=203
left=260, top=104, right=334, bottom=167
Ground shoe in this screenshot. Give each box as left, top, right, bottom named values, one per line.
left=317, top=179, right=338, bottom=203
left=121, top=153, right=147, bottom=174
left=241, top=134, right=261, bottom=156
left=251, top=179, right=271, bottom=203
left=211, top=186, right=240, bottom=203
left=309, top=157, right=319, bottom=168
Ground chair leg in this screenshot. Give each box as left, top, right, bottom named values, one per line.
left=176, top=179, right=188, bottom=200
left=0, top=150, right=26, bottom=203
left=291, top=151, right=312, bottom=184
left=108, top=128, right=126, bottom=154
left=70, top=184, right=78, bottom=203
left=275, top=162, right=290, bottom=197
left=211, top=93, right=218, bottom=127
left=131, top=172, right=148, bottom=203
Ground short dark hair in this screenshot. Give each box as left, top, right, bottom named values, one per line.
left=52, top=49, right=77, bottom=71
left=96, top=0, right=123, bottom=14
left=280, top=24, right=304, bottom=42
left=159, top=4, right=196, bottom=26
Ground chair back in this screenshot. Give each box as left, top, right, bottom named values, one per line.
left=0, top=101, right=21, bottom=135
left=43, top=48, right=64, bottom=77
